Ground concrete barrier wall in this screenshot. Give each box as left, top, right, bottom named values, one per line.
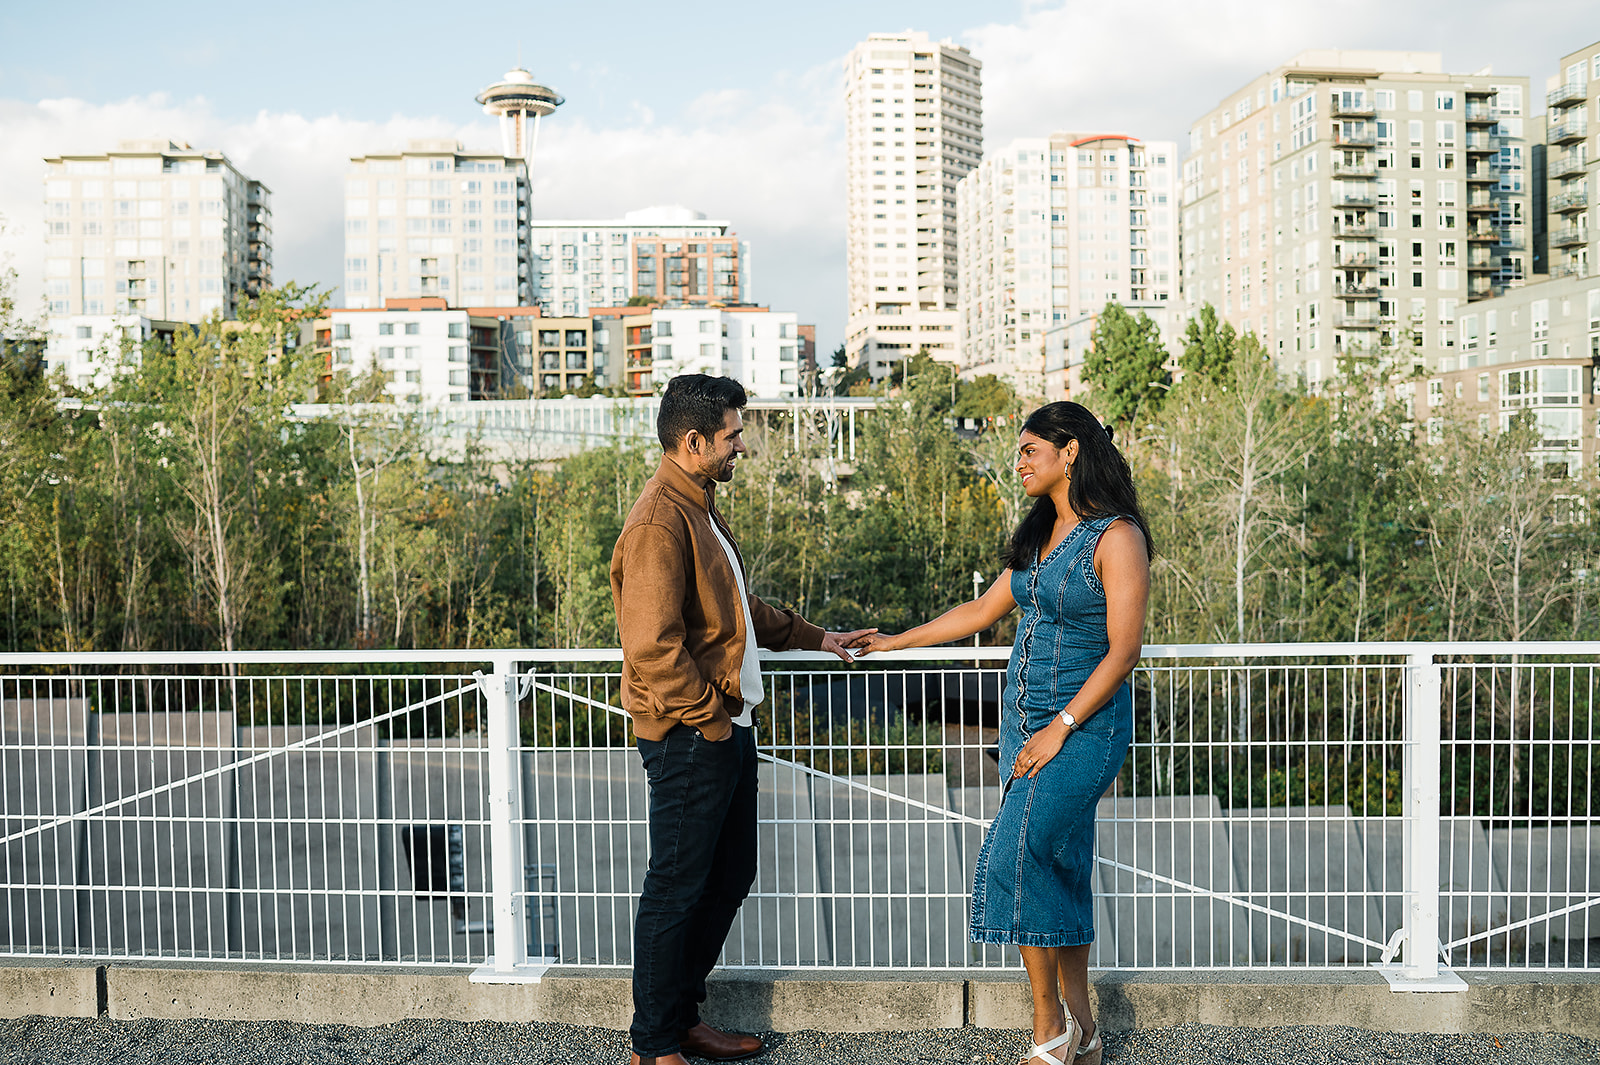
left=3, top=962, right=1598, bottom=1039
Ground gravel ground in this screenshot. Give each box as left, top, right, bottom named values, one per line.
left=0, top=1018, right=1596, bottom=1065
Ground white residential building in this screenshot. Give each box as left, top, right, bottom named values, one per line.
left=1182, top=50, right=1532, bottom=384
left=41, top=140, right=270, bottom=324
left=648, top=307, right=803, bottom=397
left=1543, top=38, right=1598, bottom=281
left=342, top=140, right=530, bottom=310
left=958, top=133, right=1179, bottom=395
left=527, top=206, right=750, bottom=317
left=844, top=30, right=982, bottom=377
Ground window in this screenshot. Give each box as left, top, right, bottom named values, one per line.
left=1478, top=373, right=1489, bottom=401
left=333, top=323, right=351, bottom=340
left=405, top=322, right=420, bottom=335
left=1434, top=92, right=1455, bottom=111
left=378, top=322, right=394, bottom=335
left=448, top=322, right=465, bottom=338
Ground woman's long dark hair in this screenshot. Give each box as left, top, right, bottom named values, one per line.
left=1003, top=401, right=1156, bottom=570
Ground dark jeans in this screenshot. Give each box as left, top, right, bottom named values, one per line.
left=630, top=723, right=758, bottom=1057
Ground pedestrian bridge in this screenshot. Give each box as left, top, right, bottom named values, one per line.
left=287, top=395, right=880, bottom=462
left=1, top=645, right=1595, bottom=994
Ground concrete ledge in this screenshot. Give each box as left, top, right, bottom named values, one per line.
left=7, top=962, right=1591, bottom=1036
left=969, top=970, right=1600, bottom=1039
left=100, top=963, right=966, bottom=1031
left=700, top=969, right=966, bottom=1032
left=0, top=961, right=100, bottom=1018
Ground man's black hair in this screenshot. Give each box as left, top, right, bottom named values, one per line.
left=657, top=373, right=749, bottom=451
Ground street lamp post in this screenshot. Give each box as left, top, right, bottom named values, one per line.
left=972, top=570, right=985, bottom=648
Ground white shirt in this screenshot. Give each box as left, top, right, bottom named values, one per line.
left=708, top=518, right=764, bottom=727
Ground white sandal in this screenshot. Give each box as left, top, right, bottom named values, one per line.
left=1074, top=1028, right=1102, bottom=1065
left=1022, top=1022, right=1080, bottom=1065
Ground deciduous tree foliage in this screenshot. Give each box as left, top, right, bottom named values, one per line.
left=0, top=274, right=1592, bottom=659
left=1081, top=301, right=1171, bottom=427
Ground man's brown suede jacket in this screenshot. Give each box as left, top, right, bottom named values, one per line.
left=610, top=457, right=824, bottom=742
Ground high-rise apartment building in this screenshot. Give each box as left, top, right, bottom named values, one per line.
left=958, top=133, right=1179, bottom=394
left=844, top=30, right=982, bottom=377
left=342, top=140, right=530, bottom=310
left=1544, top=39, right=1598, bottom=280
left=41, top=140, right=270, bottom=322
left=1182, top=51, right=1531, bottom=384
left=526, top=207, right=749, bottom=317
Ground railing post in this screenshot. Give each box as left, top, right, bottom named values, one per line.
left=1403, top=651, right=1442, bottom=981
left=472, top=656, right=539, bottom=983
left=1381, top=650, right=1462, bottom=990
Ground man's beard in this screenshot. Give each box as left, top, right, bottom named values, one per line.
left=701, top=450, right=736, bottom=482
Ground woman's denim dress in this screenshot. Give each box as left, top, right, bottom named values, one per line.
left=970, top=515, right=1134, bottom=948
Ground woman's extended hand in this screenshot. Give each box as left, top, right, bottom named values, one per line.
left=1012, top=720, right=1068, bottom=779
left=851, top=631, right=902, bottom=656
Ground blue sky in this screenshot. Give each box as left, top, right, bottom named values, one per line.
left=0, top=1, right=1003, bottom=129
left=0, top=1, right=1588, bottom=352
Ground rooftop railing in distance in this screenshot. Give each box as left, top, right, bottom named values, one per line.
left=0, top=644, right=1595, bottom=987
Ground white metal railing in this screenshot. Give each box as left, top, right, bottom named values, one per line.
left=0, top=645, right=1595, bottom=985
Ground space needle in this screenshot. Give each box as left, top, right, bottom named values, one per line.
left=475, top=67, right=564, bottom=174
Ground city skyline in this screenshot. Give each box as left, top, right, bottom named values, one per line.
left=0, top=2, right=1583, bottom=356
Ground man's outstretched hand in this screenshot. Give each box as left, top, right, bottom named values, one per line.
left=820, top=628, right=878, bottom=662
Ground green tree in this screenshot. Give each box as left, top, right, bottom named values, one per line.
left=1159, top=333, right=1312, bottom=642
left=1179, top=303, right=1239, bottom=388
left=1081, top=301, right=1170, bottom=426
left=110, top=285, right=327, bottom=651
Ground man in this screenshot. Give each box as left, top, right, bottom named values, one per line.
left=610, top=374, right=870, bottom=1065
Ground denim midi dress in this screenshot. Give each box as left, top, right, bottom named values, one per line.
left=970, top=515, right=1134, bottom=948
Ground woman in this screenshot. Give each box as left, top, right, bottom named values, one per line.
left=857, top=401, right=1152, bottom=1065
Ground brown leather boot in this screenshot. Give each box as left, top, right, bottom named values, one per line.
left=679, top=1022, right=765, bottom=1061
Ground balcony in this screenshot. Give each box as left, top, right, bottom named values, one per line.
left=1465, top=165, right=1496, bottom=184
left=1332, top=192, right=1376, bottom=208
left=1337, top=250, right=1376, bottom=267
left=1549, top=155, right=1588, bottom=179
left=1333, top=128, right=1377, bottom=147
left=1330, top=99, right=1375, bottom=118
left=1466, top=226, right=1497, bottom=242
left=1334, top=283, right=1380, bottom=298
left=1547, top=82, right=1587, bottom=108
left=1463, top=132, right=1497, bottom=152
left=1331, top=160, right=1377, bottom=178
left=1334, top=313, right=1381, bottom=329
left=1549, top=118, right=1589, bottom=144
left=1469, top=279, right=1494, bottom=300
left=1550, top=226, right=1588, bottom=247
left=1550, top=188, right=1588, bottom=213
left=1463, top=104, right=1498, bottom=125
left=1465, top=197, right=1497, bottom=213
left=1550, top=262, right=1591, bottom=279
left=1466, top=255, right=1494, bottom=271
left=1333, top=223, right=1377, bottom=239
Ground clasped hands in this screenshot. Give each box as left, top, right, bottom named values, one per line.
left=830, top=628, right=1067, bottom=781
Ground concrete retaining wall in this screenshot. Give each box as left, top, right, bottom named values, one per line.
left=1, top=961, right=1595, bottom=1038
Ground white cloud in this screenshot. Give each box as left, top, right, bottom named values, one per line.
left=967, top=0, right=1562, bottom=150
left=0, top=81, right=849, bottom=350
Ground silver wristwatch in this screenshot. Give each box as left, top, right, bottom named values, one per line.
left=1058, top=710, right=1078, bottom=734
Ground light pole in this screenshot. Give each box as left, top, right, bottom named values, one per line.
left=972, top=570, right=985, bottom=647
